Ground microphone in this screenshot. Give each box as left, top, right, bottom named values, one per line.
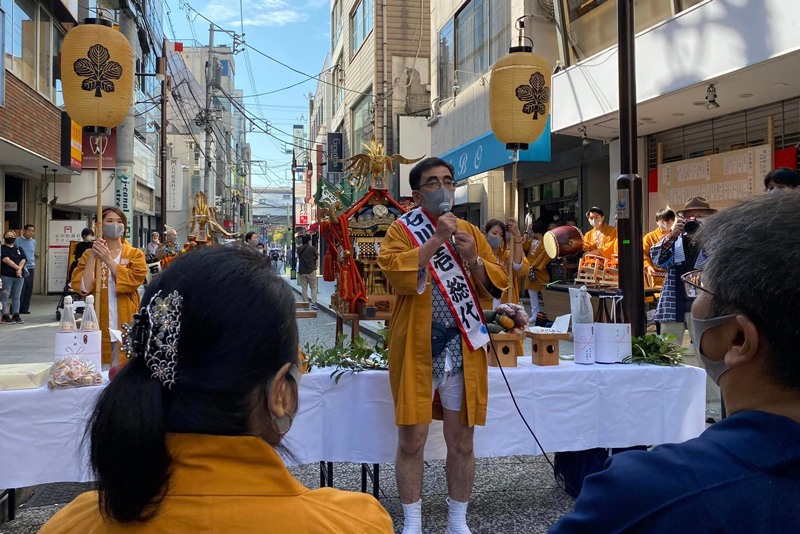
left=439, top=202, right=460, bottom=259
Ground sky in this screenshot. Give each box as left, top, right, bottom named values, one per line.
left=165, top=0, right=332, bottom=189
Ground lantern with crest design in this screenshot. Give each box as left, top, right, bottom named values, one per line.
left=488, top=18, right=551, bottom=294
left=61, top=17, right=133, bottom=136
left=489, top=43, right=550, bottom=150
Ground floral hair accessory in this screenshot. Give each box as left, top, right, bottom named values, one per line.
left=121, top=290, right=184, bottom=389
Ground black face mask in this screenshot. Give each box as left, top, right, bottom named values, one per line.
left=4, top=237, right=15, bottom=245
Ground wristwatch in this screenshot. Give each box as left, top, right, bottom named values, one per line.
left=469, top=256, right=484, bottom=269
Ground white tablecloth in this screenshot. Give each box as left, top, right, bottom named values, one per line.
left=0, top=360, right=706, bottom=489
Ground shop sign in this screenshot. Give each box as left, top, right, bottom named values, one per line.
left=47, top=220, right=87, bottom=293
left=115, top=166, right=133, bottom=241
left=327, top=132, right=343, bottom=173
left=296, top=202, right=309, bottom=226
left=60, top=112, right=83, bottom=171
left=167, top=159, right=183, bottom=211
left=438, top=117, right=551, bottom=182
left=82, top=129, right=117, bottom=169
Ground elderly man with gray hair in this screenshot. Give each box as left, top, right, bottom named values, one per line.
left=549, top=192, right=800, bottom=534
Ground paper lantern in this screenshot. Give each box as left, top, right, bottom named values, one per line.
left=61, top=18, right=133, bottom=136
left=489, top=45, right=551, bottom=151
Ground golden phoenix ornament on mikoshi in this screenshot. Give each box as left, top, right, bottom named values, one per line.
left=339, top=137, right=423, bottom=191
left=188, top=191, right=237, bottom=242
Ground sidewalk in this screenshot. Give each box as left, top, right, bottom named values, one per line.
left=282, top=271, right=574, bottom=357
left=0, top=295, right=62, bottom=365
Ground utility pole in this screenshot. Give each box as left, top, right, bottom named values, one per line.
left=116, top=11, right=136, bottom=243
left=203, top=23, right=215, bottom=206
left=291, top=155, right=297, bottom=280
left=160, top=37, right=168, bottom=235
left=616, top=0, right=646, bottom=336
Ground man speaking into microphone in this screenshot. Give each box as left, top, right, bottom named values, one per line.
left=378, top=157, right=509, bottom=534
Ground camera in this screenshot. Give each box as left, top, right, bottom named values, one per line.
left=684, top=218, right=701, bottom=234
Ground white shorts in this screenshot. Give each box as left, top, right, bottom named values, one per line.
left=432, top=371, right=464, bottom=412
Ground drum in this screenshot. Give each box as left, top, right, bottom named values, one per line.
left=543, top=226, right=584, bottom=259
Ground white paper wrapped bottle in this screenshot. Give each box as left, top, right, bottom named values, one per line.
left=572, top=286, right=595, bottom=365
left=80, top=295, right=99, bottom=332
left=58, top=296, right=78, bottom=333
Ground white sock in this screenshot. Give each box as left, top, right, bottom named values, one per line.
left=446, top=498, right=471, bottom=534
left=401, top=499, right=422, bottom=534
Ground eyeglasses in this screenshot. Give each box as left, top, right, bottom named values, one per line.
left=680, top=270, right=716, bottom=298
left=419, top=178, right=455, bottom=190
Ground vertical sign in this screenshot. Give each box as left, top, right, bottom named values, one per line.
left=167, top=159, right=183, bottom=211
left=305, top=167, right=313, bottom=203
left=48, top=220, right=87, bottom=293
left=60, top=112, right=83, bottom=170
left=327, top=132, right=343, bottom=173
left=296, top=202, right=309, bottom=225
left=115, top=166, right=133, bottom=241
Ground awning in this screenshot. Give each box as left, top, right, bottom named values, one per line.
left=438, top=117, right=551, bottom=182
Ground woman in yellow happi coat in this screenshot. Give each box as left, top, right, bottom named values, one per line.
left=71, top=207, right=147, bottom=367
left=484, top=218, right=529, bottom=353
left=378, top=217, right=509, bottom=427
left=523, top=221, right=551, bottom=324
left=484, top=219, right=529, bottom=307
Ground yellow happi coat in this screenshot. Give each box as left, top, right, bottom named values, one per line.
left=523, top=239, right=551, bottom=291
left=495, top=247, right=530, bottom=305
left=583, top=223, right=618, bottom=260
left=71, top=241, right=147, bottom=365
left=378, top=218, right=509, bottom=427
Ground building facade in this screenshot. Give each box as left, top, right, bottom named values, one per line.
left=327, top=0, right=432, bottom=199
left=550, top=0, right=800, bottom=231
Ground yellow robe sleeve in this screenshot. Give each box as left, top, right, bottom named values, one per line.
left=116, top=246, right=147, bottom=294
left=600, top=226, right=618, bottom=260
left=377, top=222, right=421, bottom=295
left=70, top=249, right=89, bottom=295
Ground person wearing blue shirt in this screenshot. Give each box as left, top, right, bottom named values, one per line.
left=549, top=193, right=800, bottom=534
left=15, top=224, right=36, bottom=315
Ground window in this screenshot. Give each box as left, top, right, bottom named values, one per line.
left=351, top=92, right=373, bottom=158
left=52, top=24, right=64, bottom=106
left=561, top=0, right=676, bottom=65
left=438, top=19, right=454, bottom=100
left=332, top=62, right=344, bottom=115
left=456, top=0, right=487, bottom=90
left=9, top=0, right=37, bottom=87
left=38, top=6, right=49, bottom=95
left=437, top=0, right=510, bottom=98
left=350, top=0, right=373, bottom=58
left=0, top=0, right=65, bottom=104
left=331, top=0, right=343, bottom=51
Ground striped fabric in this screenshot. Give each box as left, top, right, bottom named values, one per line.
left=651, top=236, right=707, bottom=323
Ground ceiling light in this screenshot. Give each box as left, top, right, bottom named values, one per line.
left=706, top=84, right=720, bottom=110
left=672, top=112, right=686, bottom=117
left=693, top=101, right=706, bottom=106
left=772, top=82, right=789, bottom=88
left=738, top=93, right=753, bottom=98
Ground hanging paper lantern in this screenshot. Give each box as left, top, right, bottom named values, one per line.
left=61, top=18, right=134, bottom=136
left=489, top=45, right=551, bottom=151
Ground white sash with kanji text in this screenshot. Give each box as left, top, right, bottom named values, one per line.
left=396, top=208, right=490, bottom=352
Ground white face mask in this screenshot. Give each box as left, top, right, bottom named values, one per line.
left=589, top=218, right=602, bottom=228
left=658, top=222, right=668, bottom=232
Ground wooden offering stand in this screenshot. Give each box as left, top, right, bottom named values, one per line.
left=486, top=333, right=525, bottom=367
left=527, top=331, right=570, bottom=366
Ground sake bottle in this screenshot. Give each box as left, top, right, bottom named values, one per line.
left=594, top=295, right=611, bottom=324
left=80, top=295, right=99, bottom=332
left=614, top=290, right=630, bottom=324
left=59, top=296, right=78, bottom=333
